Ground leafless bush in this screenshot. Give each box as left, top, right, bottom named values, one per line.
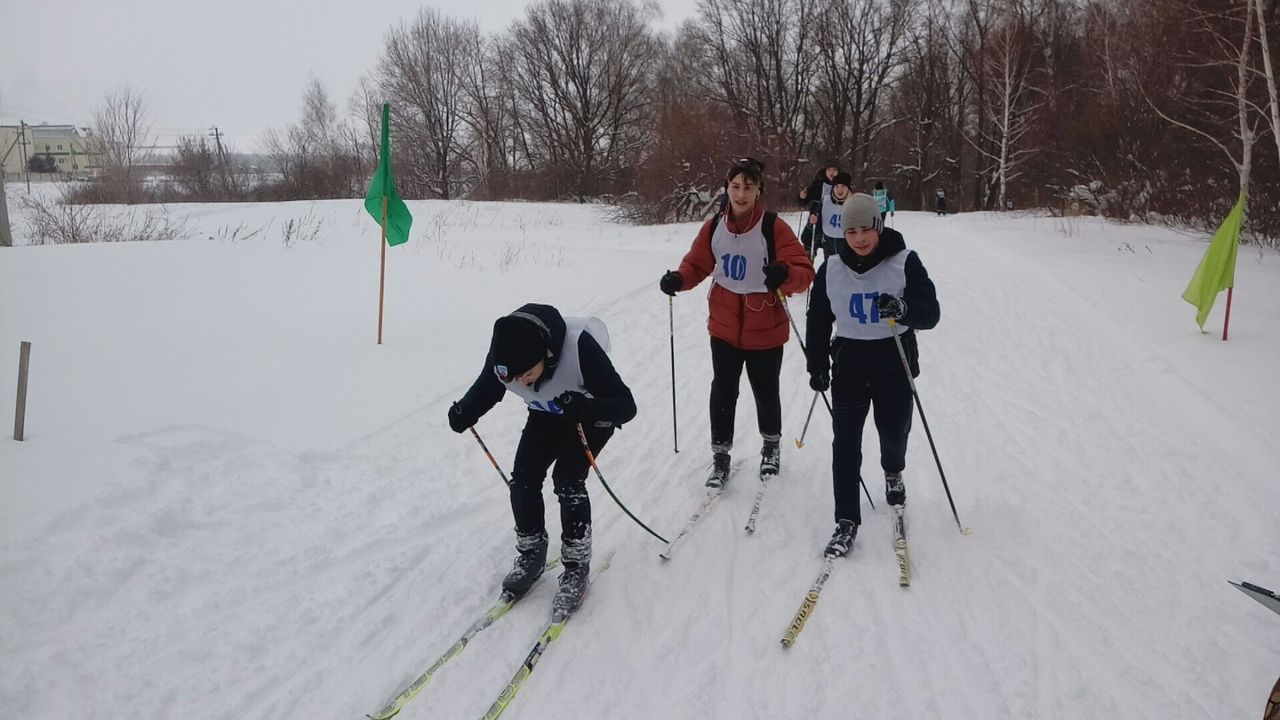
left=279, top=208, right=324, bottom=248
left=20, top=194, right=191, bottom=245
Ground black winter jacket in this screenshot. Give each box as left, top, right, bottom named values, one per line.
left=456, top=303, right=637, bottom=427
left=805, top=228, right=940, bottom=380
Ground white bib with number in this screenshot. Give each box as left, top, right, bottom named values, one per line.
left=821, top=193, right=844, bottom=240
left=506, top=316, right=610, bottom=413
left=826, top=250, right=911, bottom=340
left=710, top=213, right=769, bottom=294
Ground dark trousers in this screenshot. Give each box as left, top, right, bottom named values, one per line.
left=509, top=410, right=613, bottom=543
left=709, top=337, right=784, bottom=450
left=831, top=368, right=913, bottom=524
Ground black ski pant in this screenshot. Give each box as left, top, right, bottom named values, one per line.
left=709, top=337, right=784, bottom=452
left=509, top=410, right=613, bottom=544
left=830, top=368, right=913, bottom=524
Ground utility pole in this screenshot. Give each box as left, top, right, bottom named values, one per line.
left=209, top=126, right=230, bottom=192
left=18, top=121, right=31, bottom=192
left=0, top=166, right=12, bottom=247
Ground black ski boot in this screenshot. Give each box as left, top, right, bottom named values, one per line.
left=502, top=530, right=548, bottom=596
left=760, top=440, right=781, bottom=478
left=824, top=520, right=859, bottom=558
left=706, top=452, right=732, bottom=489
left=885, top=471, right=905, bottom=507
left=552, top=534, right=592, bottom=617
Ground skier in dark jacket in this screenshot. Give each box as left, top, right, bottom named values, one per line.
left=799, top=161, right=841, bottom=253
left=806, top=171, right=853, bottom=259
left=805, top=193, right=940, bottom=558
left=448, top=303, right=636, bottom=614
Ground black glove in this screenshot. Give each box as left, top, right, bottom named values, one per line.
left=876, top=293, right=906, bottom=320
left=764, top=263, right=789, bottom=292
left=809, top=370, right=830, bottom=392
left=556, top=391, right=594, bottom=425
left=659, top=270, right=683, bottom=296
left=448, top=401, right=474, bottom=433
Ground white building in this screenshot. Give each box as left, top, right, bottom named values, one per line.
left=1, top=123, right=104, bottom=178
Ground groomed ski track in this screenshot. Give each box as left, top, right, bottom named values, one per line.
left=1, top=202, right=1276, bottom=719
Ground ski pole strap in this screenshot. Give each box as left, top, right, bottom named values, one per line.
left=575, top=424, right=670, bottom=544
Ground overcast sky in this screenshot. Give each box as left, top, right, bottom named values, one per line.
left=0, top=0, right=699, bottom=153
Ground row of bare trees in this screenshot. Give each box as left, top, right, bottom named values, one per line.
left=71, top=0, right=1280, bottom=242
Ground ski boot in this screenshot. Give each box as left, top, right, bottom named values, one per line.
left=501, top=530, right=548, bottom=596
left=824, top=520, right=859, bottom=558
left=760, top=439, right=780, bottom=478
left=885, top=471, right=905, bottom=507
left=706, top=451, right=731, bottom=489
left=552, top=534, right=592, bottom=616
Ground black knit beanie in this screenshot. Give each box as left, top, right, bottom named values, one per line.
left=490, top=315, right=547, bottom=382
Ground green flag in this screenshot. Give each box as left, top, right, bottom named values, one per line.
left=1182, top=192, right=1243, bottom=330
left=364, top=103, right=412, bottom=247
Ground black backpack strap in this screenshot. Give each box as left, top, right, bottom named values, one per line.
left=763, top=211, right=776, bottom=265
left=710, top=210, right=776, bottom=265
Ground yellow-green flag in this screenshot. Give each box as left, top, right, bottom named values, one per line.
left=1182, top=193, right=1243, bottom=330
left=364, top=103, right=412, bottom=246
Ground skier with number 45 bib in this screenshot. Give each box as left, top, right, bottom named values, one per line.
left=447, top=304, right=636, bottom=615
left=659, top=157, right=814, bottom=489
left=805, top=193, right=939, bottom=558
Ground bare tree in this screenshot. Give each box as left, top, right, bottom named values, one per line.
left=810, top=0, right=914, bottom=180
left=1252, top=0, right=1280, bottom=166
left=1138, top=0, right=1261, bottom=202
left=972, top=2, right=1046, bottom=209
left=264, top=78, right=363, bottom=199
left=686, top=0, right=816, bottom=183
left=348, top=75, right=383, bottom=179
left=505, top=0, right=660, bottom=199
left=92, top=87, right=154, bottom=203
left=891, top=6, right=956, bottom=207
left=172, top=135, right=217, bottom=197
left=376, top=9, right=478, bottom=199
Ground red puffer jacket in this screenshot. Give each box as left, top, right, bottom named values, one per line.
left=675, top=203, right=815, bottom=350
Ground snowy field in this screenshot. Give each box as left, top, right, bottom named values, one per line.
left=1, top=185, right=1278, bottom=719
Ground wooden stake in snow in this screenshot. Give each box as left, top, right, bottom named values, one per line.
left=13, top=341, right=31, bottom=441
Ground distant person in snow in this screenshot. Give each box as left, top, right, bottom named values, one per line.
left=447, top=303, right=636, bottom=615
left=935, top=188, right=946, bottom=216
left=806, top=171, right=852, bottom=259
left=799, top=160, right=841, bottom=253
left=659, top=157, right=815, bottom=488
left=873, top=181, right=896, bottom=224
left=805, top=193, right=939, bottom=558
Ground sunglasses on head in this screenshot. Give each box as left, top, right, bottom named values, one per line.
left=733, top=157, right=765, bottom=173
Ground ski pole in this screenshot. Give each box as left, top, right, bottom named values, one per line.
left=795, top=390, right=819, bottom=448
left=776, top=289, right=874, bottom=509
left=887, top=319, right=968, bottom=534
left=575, top=423, right=670, bottom=544
left=469, top=427, right=512, bottom=487
left=669, top=294, right=679, bottom=453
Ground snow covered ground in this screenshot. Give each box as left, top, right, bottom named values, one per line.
left=1, top=186, right=1277, bottom=719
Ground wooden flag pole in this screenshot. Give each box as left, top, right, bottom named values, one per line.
left=377, top=196, right=388, bottom=345
left=1222, top=286, right=1233, bottom=341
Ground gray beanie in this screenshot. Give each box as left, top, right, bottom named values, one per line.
left=841, top=193, right=882, bottom=232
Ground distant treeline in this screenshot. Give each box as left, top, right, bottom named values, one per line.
left=71, top=0, right=1280, bottom=244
